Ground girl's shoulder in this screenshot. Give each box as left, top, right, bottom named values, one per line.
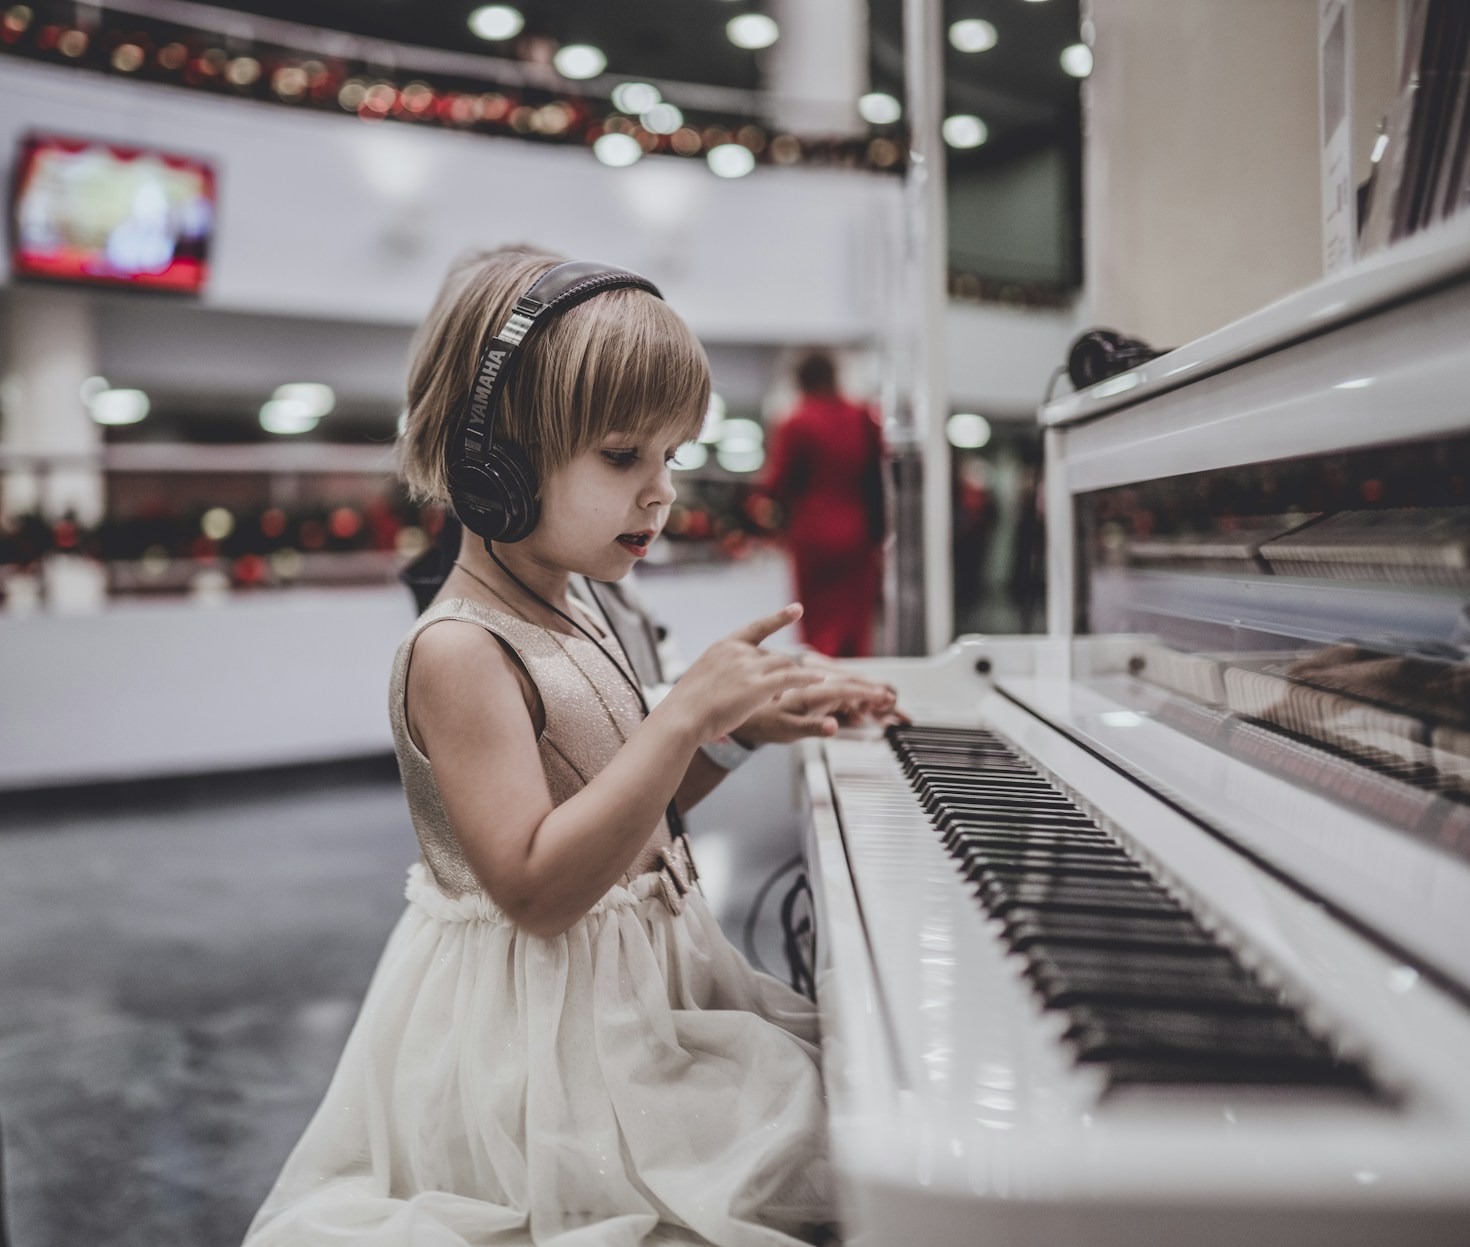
left=399, top=598, right=548, bottom=740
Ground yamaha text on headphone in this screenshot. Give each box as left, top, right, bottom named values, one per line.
left=446, top=259, right=664, bottom=545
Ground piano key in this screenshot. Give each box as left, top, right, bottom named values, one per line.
left=938, top=810, right=1103, bottom=832
left=1100, top=1058, right=1374, bottom=1088
left=992, top=894, right=1191, bottom=922
left=966, top=855, right=1155, bottom=883
left=1064, top=1005, right=1357, bottom=1076
left=1028, top=960, right=1285, bottom=1011
left=952, top=835, right=1123, bottom=864
left=1004, top=913, right=1218, bottom=953
left=979, top=877, right=1179, bottom=908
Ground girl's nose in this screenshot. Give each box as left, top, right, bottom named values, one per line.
left=644, top=464, right=676, bottom=509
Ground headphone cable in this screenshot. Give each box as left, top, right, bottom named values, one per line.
left=474, top=546, right=693, bottom=849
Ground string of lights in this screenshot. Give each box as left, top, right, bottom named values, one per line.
left=0, top=1, right=906, bottom=176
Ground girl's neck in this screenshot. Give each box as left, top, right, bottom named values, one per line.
left=452, top=534, right=573, bottom=622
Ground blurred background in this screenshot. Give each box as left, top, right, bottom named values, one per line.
left=0, top=1, right=1414, bottom=1243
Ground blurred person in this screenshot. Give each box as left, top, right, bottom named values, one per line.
left=764, top=351, right=886, bottom=658
left=245, top=246, right=901, bottom=1247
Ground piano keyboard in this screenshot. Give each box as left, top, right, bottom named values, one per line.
left=887, top=723, right=1375, bottom=1094
left=807, top=693, right=1470, bottom=1245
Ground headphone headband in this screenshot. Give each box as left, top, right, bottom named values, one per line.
left=458, top=260, right=663, bottom=465
left=448, top=259, right=663, bottom=544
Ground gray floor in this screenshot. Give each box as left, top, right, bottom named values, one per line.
left=0, top=752, right=807, bottom=1247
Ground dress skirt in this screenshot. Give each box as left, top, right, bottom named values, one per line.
left=242, top=864, right=835, bottom=1246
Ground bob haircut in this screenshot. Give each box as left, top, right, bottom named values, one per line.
left=398, top=245, right=710, bottom=507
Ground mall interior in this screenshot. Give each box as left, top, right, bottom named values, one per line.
left=2, top=2, right=1470, bottom=1245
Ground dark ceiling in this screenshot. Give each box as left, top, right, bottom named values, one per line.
left=196, top=0, right=1081, bottom=155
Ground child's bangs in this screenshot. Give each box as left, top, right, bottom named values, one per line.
left=560, top=290, right=710, bottom=455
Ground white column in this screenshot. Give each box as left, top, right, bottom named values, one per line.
left=763, top=0, right=867, bottom=136
left=904, top=0, right=952, bottom=655
left=1, top=287, right=104, bottom=524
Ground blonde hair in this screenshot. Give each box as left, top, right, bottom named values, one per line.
left=398, top=245, right=710, bottom=506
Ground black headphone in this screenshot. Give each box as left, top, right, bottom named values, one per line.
left=446, top=259, right=664, bottom=545
left=1066, top=328, right=1164, bottom=391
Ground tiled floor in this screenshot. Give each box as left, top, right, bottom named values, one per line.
left=0, top=751, right=807, bottom=1247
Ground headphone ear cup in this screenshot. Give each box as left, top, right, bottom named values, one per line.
left=447, top=444, right=539, bottom=544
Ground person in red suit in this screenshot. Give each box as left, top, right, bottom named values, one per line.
left=764, top=352, right=886, bottom=658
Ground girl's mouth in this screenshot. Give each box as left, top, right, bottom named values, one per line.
left=616, top=531, right=653, bottom=556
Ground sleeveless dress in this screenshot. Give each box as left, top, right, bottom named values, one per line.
left=242, top=597, right=836, bottom=1247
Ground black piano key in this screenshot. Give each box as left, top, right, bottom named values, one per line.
left=922, top=786, right=1082, bottom=808
left=951, top=832, right=1127, bottom=858
left=992, top=894, right=1190, bottom=922
left=1005, top=913, right=1218, bottom=954
left=980, top=878, right=1180, bottom=911
left=939, top=811, right=1103, bottom=834
left=1064, top=1005, right=1355, bottom=1072
left=959, top=854, right=1141, bottom=883
left=946, top=830, right=1114, bottom=857
left=1027, top=944, right=1239, bottom=979
left=966, top=855, right=1154, bottom=883
left=1028, top=960, right=1284, bottom=1012
left=1102, top=1056, right=1372, bottom=1088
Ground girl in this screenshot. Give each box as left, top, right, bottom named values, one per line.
left=243, top=247, right=897, bottom=1246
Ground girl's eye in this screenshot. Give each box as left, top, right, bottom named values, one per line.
left=665, top=451, right=682, bottom=467
left=601, top=449, right=638, bottom=468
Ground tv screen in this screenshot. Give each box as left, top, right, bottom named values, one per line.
left=10, top=133, right=216, bottom=294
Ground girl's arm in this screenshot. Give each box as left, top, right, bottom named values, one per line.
left=409, top=605, right=823, bottom=936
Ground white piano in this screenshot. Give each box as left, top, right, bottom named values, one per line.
left=801, top=219, right=1470, bottom=1246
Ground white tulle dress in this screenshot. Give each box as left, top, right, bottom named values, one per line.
left=242, top=598, right=836, bottom=1246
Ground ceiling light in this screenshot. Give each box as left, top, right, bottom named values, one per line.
left=259, top=398, right=319, bottom=435
left=467, top=5, right=523, bottom=41
left=201, top=507, right=235, bottom=541
left=1061, top=43, right=1093, bottom=77
left=942, top=114, right=988, bottom=148
left=554, top=44, right=606, bottom=80
left=593, top=132, right=643, bottom=167
left=716, top=445, right=765, bottom=473
left=673, top=443, right=709, bottom=471
left=858, top=92, right=901, bottom=125
left=87, top=387, right=150, bottom=426
left=611, top=82, right=660, bottom=114
left=641, top=102, right=684, bottom=135
left=946, top=412, right=992, bottom=449
left=716, top=417, right=764, bottom=451
left=272, top=382, right=335, bottom=418
left=949, top=19, right=998, bottom=53
left=700, top=393, right=727, bottom=442
left=707, top=143, right=755, bottom=178
left=727, top=14, right=779, bottom=50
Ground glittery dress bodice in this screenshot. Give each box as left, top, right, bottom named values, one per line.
left=388, top=596, right=690, bottom=904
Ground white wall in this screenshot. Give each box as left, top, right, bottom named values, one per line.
left=0, top=59, right=900, bottom=344
left=1084, top=0, right=1322, bottom=347
left=0, top=586, right=414, bottom=789
left=945, top=299, right=1081, bottom=415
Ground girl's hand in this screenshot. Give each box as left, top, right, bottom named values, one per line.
left=659, top=604, right=826, bottom=744
left=734, top=672, right=910, bottom=746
